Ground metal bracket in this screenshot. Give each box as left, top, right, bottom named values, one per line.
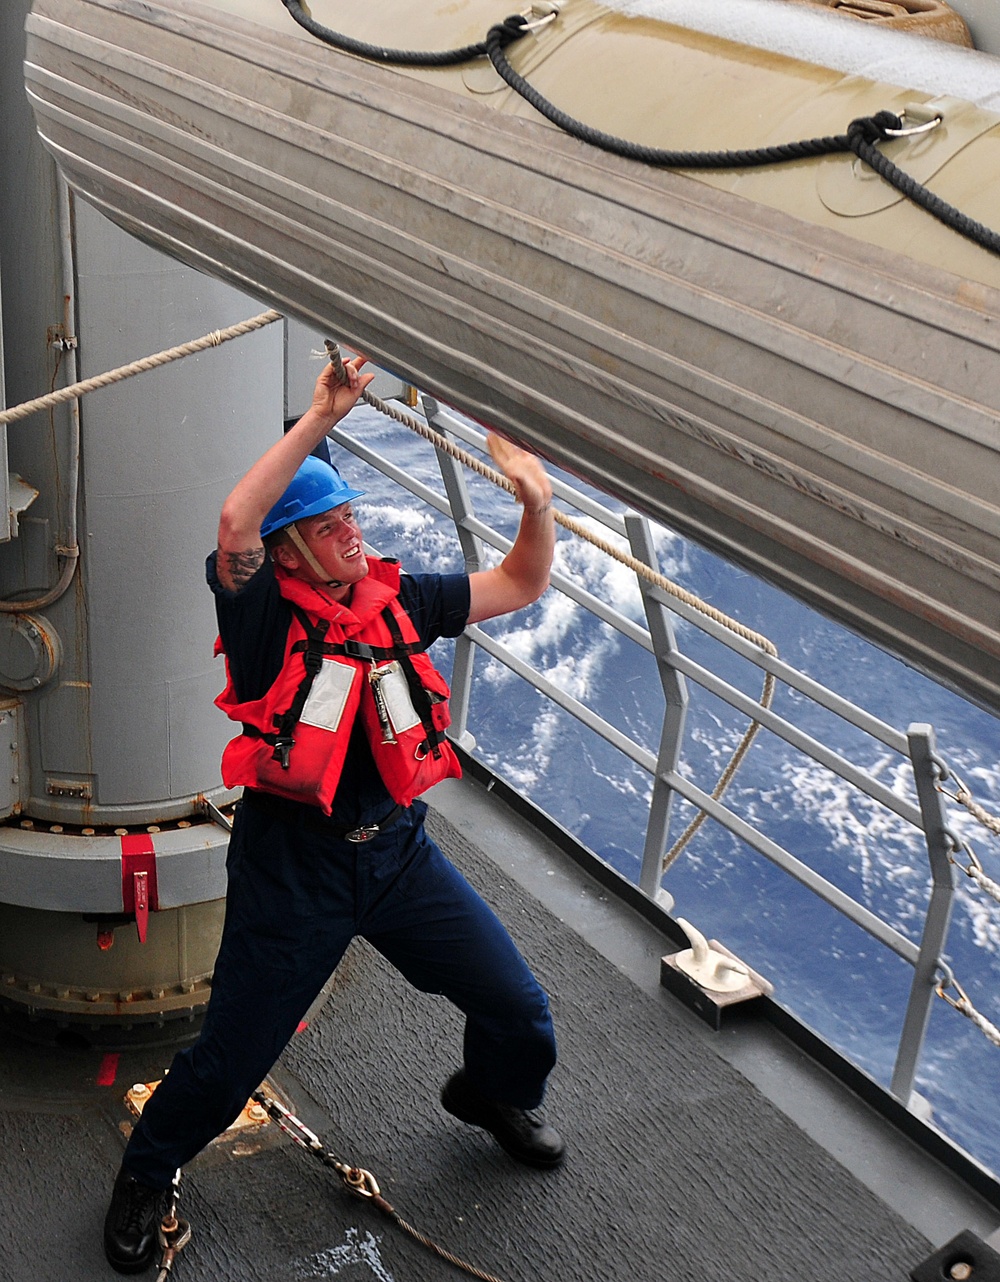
left=196, top=795, right=233, bottom=833
left=910, top=1230, right=1000, bottom=1282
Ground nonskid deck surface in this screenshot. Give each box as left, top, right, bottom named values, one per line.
left=0, top=806, right=934, bottom=1282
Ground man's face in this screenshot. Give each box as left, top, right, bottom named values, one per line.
left=296, top=501, right=368, bottom=588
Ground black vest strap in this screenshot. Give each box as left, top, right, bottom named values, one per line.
left=290, top=635, right=422, bottom=662
left=268, top=603, right=331, bottom=768
left=261, top=596, right=443, bottom=768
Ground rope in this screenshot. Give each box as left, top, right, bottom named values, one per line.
left=0, top=309, right=283, bottom=427
left=283, top=0, right=1000, bottom=259
left=937, top=978, right=1000, bottom=1049
left=483, top=24, right=1000, bottom=257
left=936, top=770, right=1000, bottom=908
left=281, top=0, right=528, bottom=66
left=390, top=1215, right=508, bottom=1282
left=950, top=779, right=1000, bottom=840
left=848, top=121, right=1000, bottom=255
left=486, top=18, right=853, bottom=170
left=929, top=767, right=1000, bottom=1049
left=326, top=343, right=777, bottom=872
left=967, top=862, right=1000, bottom=907
left=252, top=1090, right=509, bottom=1282
left=661, top=671, right=777, bottom=875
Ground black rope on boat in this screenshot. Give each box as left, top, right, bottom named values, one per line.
left=485, top=18, right=852, bottom=169
left=485, top=19, right=1000, bottom=258
left=280, top=3, right=1000, bottom=258
left=846, top=119, right=1000, bottom=255
left=281, top=0, right=527, bottom=67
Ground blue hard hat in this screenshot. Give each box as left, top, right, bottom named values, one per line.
left=260, top=457, right=365, bottom=538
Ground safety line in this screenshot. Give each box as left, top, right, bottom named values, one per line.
left=0, top=309, right=283, bottom=427
left=326, top=342, right=778, bottom=873
left=0, top=309, right=777, bottom=878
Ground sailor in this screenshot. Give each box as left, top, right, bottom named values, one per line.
left=103, top=356, right=564, bottom=1274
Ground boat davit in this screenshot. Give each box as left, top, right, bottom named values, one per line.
left=21, top=0, right=1000, bottom=711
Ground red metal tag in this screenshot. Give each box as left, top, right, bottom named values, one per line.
left=120, top=833, right=159, bottom=944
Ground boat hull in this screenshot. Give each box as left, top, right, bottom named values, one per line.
left=23, top=0, right=1000, bottom=709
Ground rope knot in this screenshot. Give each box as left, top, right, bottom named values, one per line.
left=492, top=14, right=528, bottom=45
left=846, top=112, right=902, bottom=146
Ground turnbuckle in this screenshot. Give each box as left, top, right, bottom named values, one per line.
left=154, top=1214, right=192, bottom=1281
left=341, top=1166, right=381, bottom=1199
left=251, top=1089, right=324, bottom=1152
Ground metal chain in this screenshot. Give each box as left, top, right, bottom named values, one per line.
left=251, top=1090, right=509, bottom=1282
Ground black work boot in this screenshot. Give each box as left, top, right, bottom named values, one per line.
left=103, top=1166, right=170, bottom=1274
left=441, top=1069, right=566, bottom=1169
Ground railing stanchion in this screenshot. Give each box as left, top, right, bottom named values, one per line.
left=425, top=396, right=483, bottom=747
left=892, top=724, right=957, bottom=1103
left=329, top=409, right=968, bottom=1110
left=626, top=514, right=689, bottom=901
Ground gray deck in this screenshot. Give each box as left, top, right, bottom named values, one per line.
left=2, top=771, right=997, bottom=1282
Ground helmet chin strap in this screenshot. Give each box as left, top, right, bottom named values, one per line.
left=285, top=522, right=346, bottom=589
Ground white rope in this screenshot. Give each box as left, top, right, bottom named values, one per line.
left=967, top=863, right=1000, bottom=906
left=0, top=309, right=283, bottom=426
left=360, top=376, right=778, bottom=654
left=938, top=980, right=1000, bottom=1049
left=326, top=344, right=778, bottom=872
left=4, top=317, right=777, bottom=880
left=937, top=772, right=1000, bottom=907
left=959, top=1000, right=1000, bottom=1049
left=953, top=781, right=1000, bottom=839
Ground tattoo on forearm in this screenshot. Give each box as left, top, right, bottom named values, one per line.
left=220, top=547, right=265, bottom=588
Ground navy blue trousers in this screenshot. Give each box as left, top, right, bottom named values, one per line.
left=123, top=797, right=557, bottom=1188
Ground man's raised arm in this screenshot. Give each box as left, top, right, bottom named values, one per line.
left=215, top=357, right=372, bottom=591
left=467, top=435, right=555, bottom=624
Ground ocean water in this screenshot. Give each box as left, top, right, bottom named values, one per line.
left=336, top=399, right=1000, bottom=1179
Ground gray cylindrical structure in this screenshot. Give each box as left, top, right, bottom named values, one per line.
left=67, top=196, right=280, bottom=827
left=0, top=0, right=282, bottom=1040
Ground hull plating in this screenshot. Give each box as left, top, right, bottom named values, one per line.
left=23, top=0, right=1000, bottom=709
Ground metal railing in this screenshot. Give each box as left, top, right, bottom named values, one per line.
left=330, top=397, right=959, bottom=1109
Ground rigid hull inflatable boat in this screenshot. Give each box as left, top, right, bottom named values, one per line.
left=22, top=0, right=1000, bottom=710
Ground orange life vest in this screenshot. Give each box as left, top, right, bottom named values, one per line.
left=215, top=559, right=462, bottom=814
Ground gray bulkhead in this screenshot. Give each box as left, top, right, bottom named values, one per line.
left=0, top=2, right=294, bottom=1036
